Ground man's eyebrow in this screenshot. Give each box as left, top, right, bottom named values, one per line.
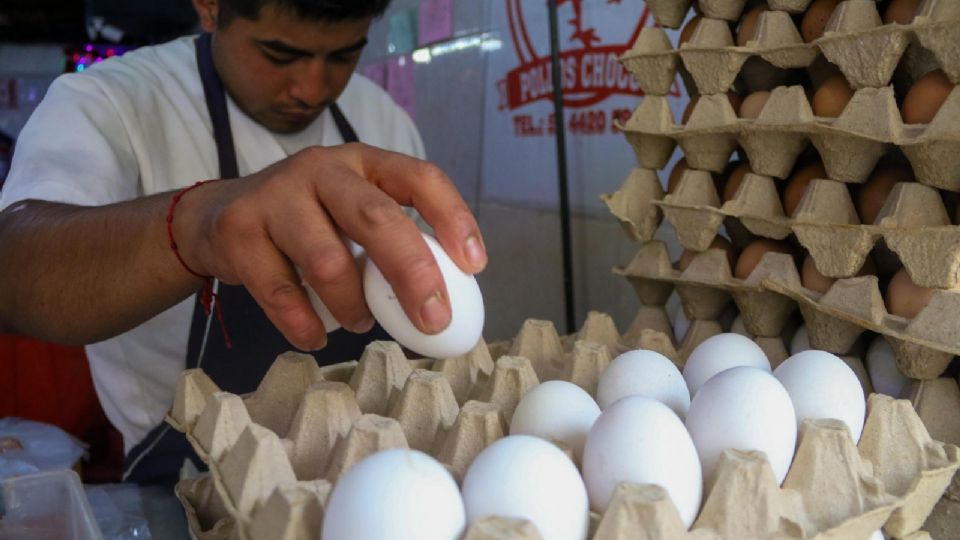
left=331, top=37, right=369, bottom=56
left=256, top=39, right=313, bottom=57
left=255, top=37, right=369, bottom=57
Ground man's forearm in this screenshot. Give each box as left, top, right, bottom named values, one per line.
left=0, top=195, right=203, bottom=345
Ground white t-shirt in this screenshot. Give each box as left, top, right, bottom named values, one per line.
left=0, top=36, right=425, bottom=454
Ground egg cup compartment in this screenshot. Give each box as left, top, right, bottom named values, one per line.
left=762, top=271, right=960, bottom=380
left=652, top=163, right=960, bottom=289
left=599, top=168, right=664, bottom=245
left=618, top=27, right=679, bottom=97
left=174, top=475, right=235, bottom=540
left=624, top=85, right=960, bottom=192
left=640, top=0, right=960, bottom=91
left=817, top=0, right=913, bottom=89
left=616, top=240, right=798, bottom=339
left=618, top=96, right=677, bottom=170
left=906, top=378, right=960, bottom=502
left=644, top=0, right=694, bottom=29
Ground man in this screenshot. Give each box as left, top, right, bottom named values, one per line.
left=0, top=0, right=486, bottom=483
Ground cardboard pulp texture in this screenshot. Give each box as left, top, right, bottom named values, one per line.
left=620, top=83, right=960, bottom=191
left=603, top=157, right=960, bottom=288
left=614, top=239, right=960, bottom=379
left=626, top=0, right=960, bottom=94
left=167, top=316, right=959, bottom=540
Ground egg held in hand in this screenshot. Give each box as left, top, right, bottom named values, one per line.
left=364, top=233, right=485, bottom=359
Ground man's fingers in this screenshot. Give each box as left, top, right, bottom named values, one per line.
left=230, top=235, right=328, bottom=350
left=342, top=144, right=487, bottom=275
left=313, top=173, right=452, bottom=334
left=266, top=200, right=373, bottom=334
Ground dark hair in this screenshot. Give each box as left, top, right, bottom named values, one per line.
left=218, top=0, right=391, bottom=25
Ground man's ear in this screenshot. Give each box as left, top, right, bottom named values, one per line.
left=192, top=0, right=219, bottom=32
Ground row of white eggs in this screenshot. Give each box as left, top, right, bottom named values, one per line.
left=675, top=308, right=911, bottom=398
left=321, top=333, right=874, bottom=540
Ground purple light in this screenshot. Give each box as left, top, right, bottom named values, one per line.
left=85, top=44, right=93, bottom=52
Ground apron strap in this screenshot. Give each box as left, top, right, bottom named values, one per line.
left=123, top=33, right=379, bottom=483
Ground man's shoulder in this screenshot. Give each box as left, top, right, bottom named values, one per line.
left=55, top=36, right=198, bottom=101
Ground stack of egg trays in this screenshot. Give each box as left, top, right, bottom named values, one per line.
left=167, top=313, right=959, bottom=540
left=605, top=0, right=960, bottom=383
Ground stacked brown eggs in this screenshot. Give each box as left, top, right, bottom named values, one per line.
left=607, top=0, right=960, bottom=536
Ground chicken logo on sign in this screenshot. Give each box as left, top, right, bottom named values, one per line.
left=497, top=0, right=675, bottom=112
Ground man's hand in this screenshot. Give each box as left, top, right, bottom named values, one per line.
left=174, top=143, right=487, bottom=351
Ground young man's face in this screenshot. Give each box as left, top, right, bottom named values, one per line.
left=196, top=1, right=371, bottom=133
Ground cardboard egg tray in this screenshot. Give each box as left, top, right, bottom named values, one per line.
left=623, top=0, right=960, bottom=96
left=603, top=160, right=960, bottom=289
left=615, top=238, right=960, bottom=380
left=165, top=314, right=960, bottom=540
left=620, top=83, right=960, bottom=190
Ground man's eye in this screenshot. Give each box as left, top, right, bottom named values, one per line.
left=265, top=53, right=296, bottom=65
left=330, top=52, right=361, bottom=65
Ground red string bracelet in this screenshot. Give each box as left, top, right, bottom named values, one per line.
left=166, top=180, right=233, bottom=348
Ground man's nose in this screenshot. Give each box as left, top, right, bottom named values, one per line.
left=289, top=59, right=330, bottom=109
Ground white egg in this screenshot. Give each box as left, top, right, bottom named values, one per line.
left=364, top=233, right=484, bottom=359
left=323, top=448, right=465, bottom=540
left=301, top=239, right=366, bottom=332
left=510, top=381, right=601, bottom=462
left=597, top=349, right=690, bottom=418
left=683, top=333, right=770, bottom=397
left=581, top=396, right=702, bottom=527
left=774, top=350, right=866, bottom=443
left=865, top=335, right=909, bottom=397
left=462, top=435, right=589, bottom=540
left=685, top=366, right=797, bottom=488
left=790, top=325, right=811, bottom=355
left=672, top=307, right=691, bottom=344
left=870, top=530, right=884, bottom=540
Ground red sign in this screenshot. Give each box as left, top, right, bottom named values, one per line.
left=497, top=0, right=675, bottom=111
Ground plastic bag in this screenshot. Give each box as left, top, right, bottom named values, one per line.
left=0, top=418, right=87, bottom=479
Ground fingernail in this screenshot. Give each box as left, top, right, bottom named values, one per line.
left=465, top=235, right=487, bottom=270
left=309, top=334, right=328, bottom=351
left=351, top=316, right=376, bottom=334
left=420, top=291, right=451, bottom=333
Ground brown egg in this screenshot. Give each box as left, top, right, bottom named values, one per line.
left=677, top=236, right=737, bottom=272
left=679, top=15, right=703, bottom=46
left=801, top=0, right=842, bottom=42
left=801, top=255, right=835, bottom=293
left=735, top=239, right=794, bottom=279
left=857, top=164, right=913, bottom=224
left=812, top=74, right=855, bottom=118
left=884, top=0, right=922, bottom=25
left=723, top=161, right=751, bottom=202
left=739, top=90, right=771, bottom=119
left=668, top=158, right=689, bottom=194
left=682, top=92, right=742, bottom=124
left=804, top=254, right=878, bottom=293
left=783, top=161, right=827, bottom=216
left=737, top=5, right=770, bottom=47
left=902, top=70, right=955, bottom=124
left=886, top=267, right=935, bottom=318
